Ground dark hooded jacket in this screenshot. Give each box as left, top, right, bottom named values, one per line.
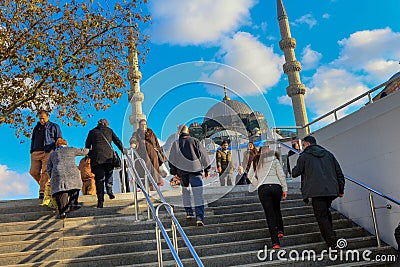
left=291, top=144, right=345, bottom=199
left=168, top=133, right=211, bottom=176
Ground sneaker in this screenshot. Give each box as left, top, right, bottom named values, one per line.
left=39, top=192, right=44, bottom=199
left=196, top=220, right=204, bottom=226
left=97, top=202, right=104, bottom=208
left=186, top=214, right=195, bottom=219
left=108, top=193, right=115, bottom=199
left=272, top=244, right=281, bottom=249
left=278, top=232, right=284, bottom=238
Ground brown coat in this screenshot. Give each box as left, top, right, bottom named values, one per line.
left=243, top=148, right=259, bottom=173
left=130, top=128, right=164, bottom=184
left=78, top=156, right=95, bottom=181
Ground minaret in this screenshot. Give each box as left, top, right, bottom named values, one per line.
left=223, top=84, right=230, bottom=101
left=277, top=0, right=309, bottom=137
left=128, top=45, right=146, bottom=132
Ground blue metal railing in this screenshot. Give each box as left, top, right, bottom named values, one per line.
left=123, top=149, right=204, bottom=267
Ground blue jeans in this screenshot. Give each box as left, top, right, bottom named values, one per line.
left=180, top=173, right=204, bottom=221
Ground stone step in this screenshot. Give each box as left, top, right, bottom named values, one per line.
left=0, top=182, right=393, bottom=267
left=0, top=209, right=342, bottom=244
left=0, top=215, right=353, bottom=254
left=0, top=193, right=305, bottom=224
left=207, top=199, right=307, bottom=215
left=0, top=201, right=319, bottom=235
left=0, top=228, right=374, bottom=266
left=206, top=194, right=302, bottom=207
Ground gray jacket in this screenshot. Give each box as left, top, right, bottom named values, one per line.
left=47, top=147, right=89, bottom=195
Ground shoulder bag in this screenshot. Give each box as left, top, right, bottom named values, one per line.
left=99, top=132, right=121, bottom=169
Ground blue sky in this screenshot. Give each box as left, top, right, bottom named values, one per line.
left=1, top=0, right=400, bottom=200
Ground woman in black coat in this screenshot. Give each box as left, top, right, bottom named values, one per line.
left=85, top=119, right=124, bottom=208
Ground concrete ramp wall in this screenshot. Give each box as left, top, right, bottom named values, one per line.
left=312, top=90, right=400, bottom=249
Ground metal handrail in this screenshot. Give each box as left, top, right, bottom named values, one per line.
left=156, top=203, right=179, bottom=267
left=303, top=75, right=400, bottom=130
left=265, top=138, right=400, bottom=247
left=124, top=149, right=204, bottom=267
left=271, top=75, right=400, bottom=136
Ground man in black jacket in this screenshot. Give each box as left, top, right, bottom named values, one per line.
left=169, top=125, right=211, bottom=226
left=292, top=135, right=345, bottom=248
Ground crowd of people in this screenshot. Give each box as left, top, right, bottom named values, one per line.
left=29, top=111, right=162, bottom=217
left=31, top=111, right=400, bottom=252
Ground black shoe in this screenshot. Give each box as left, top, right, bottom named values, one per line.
left=69, top=204, right=81, bottom=211
left=59, top=212, right=67, bottom=219
left=97, top=202, right=103, bottom=208
left=39, top=193, right=44, bottom=199
left=108, top=193, right=115, bottom=199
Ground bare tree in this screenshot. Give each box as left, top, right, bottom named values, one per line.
left=0, top=0, right=150, bottom=138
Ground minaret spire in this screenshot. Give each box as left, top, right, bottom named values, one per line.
left=223, top=84, right=230, bottom=100
left=277, top=0, right=309, bottom=137
left=128, top=44, right=146, bottom=132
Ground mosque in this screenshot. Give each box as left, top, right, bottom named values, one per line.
left=187, top=86, right=269, bottom=145
left=126, top=0, right=400, bottom=151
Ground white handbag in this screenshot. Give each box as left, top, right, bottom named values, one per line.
left=159, top=162, right=170, bottom=178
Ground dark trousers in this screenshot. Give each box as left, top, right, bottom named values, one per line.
left=395, top=224, right=400, bottom=255
left=92, top=163, right=114, bottom=203
left=219, top=171, right=232, bottom=186
left=119, top=168, right=130, bottom=192
left=53, top=189, right=79, bottom=214
left=312, top=196, right=337, bottom=247
left=258, top=184, right=284, bottom=245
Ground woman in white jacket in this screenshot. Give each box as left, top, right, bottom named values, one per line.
left=248, top=144, right=288, bottom=249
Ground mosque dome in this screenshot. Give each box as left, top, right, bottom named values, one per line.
left=204, top=99, right=252, bottom=121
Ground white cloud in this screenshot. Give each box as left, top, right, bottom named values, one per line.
left=278, top=28, right=400, bottom=123
left=322, top=13, right=330, bottom=19
left=305, top=67, right=369, bottom=117
left=203, top=32, right=284, bottom=96
left=253, top=21, right=268, bottom=33
left=335, top=28, right=400, bottom=78
left=292, top=14, right=317, bottom=29
left=301, top=45, right=322, bottom=70
left=0, top=165, right=34, bottom=199
left=149, top=0, right=257, bottom=45
left=277, top=95, right=292, bottom=106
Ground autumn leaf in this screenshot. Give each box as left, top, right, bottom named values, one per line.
left=0, top=0, right=150, bottom=139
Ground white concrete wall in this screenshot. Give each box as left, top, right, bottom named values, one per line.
left=312, top=90, right=400, bottom=249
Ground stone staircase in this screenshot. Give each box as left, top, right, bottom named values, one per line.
left=0, top=181, right=397, bottom=266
